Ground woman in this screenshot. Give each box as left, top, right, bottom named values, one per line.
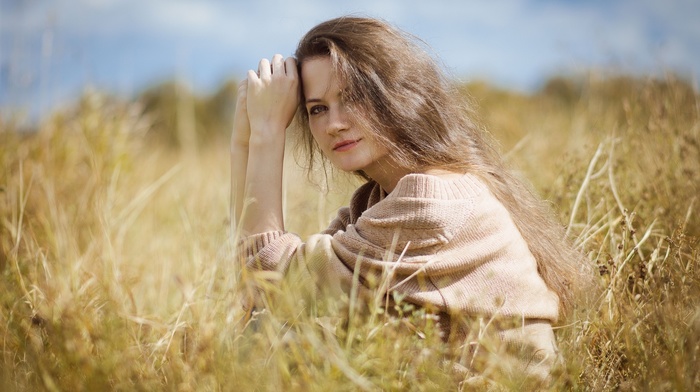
left=231, top=16, right=586, bottom=383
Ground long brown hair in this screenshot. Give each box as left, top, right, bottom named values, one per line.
left=294, top=16, right=588, bottom=317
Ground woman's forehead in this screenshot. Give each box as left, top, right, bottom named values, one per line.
left=301, top=57, right=343, bottom=100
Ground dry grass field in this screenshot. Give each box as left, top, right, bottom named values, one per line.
left=1, top=73, right=698, bottom=390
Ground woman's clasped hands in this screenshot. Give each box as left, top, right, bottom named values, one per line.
left=241, top=54, right=300, bottom=146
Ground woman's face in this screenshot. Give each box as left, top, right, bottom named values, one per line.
left=301, top=57, right=390, bottom=175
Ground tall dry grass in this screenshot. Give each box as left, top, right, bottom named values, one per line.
left=1, top=74, right=698, bottom=390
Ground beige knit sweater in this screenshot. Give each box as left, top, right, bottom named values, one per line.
left=243, top=172, right=560, bottom=381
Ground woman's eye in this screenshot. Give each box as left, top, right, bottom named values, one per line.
left=308, top=105, right=327, bottom=115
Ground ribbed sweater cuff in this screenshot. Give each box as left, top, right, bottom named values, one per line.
left=241, top=230, right=285, bottom=258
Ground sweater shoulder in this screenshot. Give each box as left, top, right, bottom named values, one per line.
left=344, top=174, right=489, bottom=252
left=359, top=173, right=488, bottom=228
left=390, top=172, right=487, bottom=200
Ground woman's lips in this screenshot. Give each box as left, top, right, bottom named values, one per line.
left=332, top=139, right=361, bottom=152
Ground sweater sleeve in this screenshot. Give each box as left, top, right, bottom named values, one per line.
left=242, top=229, right=357, bottom=298
left=242, top=230, right=302, bottom=273
left=241, top=180, right=379, bottom=293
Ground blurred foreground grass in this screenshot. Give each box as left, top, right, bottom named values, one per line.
left=1, top=74, right=698, bottom=390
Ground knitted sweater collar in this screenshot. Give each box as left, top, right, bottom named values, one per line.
left=383, top=172, right=486, bottom=200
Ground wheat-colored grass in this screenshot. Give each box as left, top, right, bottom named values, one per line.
left=1, top=74, right=698, bottom=390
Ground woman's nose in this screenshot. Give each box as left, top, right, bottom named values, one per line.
left=327, top=105, right=350, bottom=134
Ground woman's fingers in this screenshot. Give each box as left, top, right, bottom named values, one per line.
left=254, top=55, right=296, bottom=79
left=271, top=54, right=285, bottom=76
left=247, top=69, right=258, bottom=83
left=258, top=58, right=271, bottom=80
left=284, top=57, right=298, bottom=79
left=245, top=55, right=300, bottom=137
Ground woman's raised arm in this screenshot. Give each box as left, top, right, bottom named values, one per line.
left=230, top=79, right=252, bottom=232
left=237, top=54, right=299, bottom=235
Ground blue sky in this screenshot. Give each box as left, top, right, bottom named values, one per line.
left=1, top=0, right=699, bottom=121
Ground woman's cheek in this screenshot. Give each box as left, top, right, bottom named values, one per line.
left=309, top=121, right=325, bottom=142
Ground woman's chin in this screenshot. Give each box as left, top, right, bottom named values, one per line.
left=330, top=160, right=364, bottom=173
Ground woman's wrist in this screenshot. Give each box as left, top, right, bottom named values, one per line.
left=247, top=125, right=287, bottom=147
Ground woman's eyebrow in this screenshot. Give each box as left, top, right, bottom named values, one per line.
left=306, top=90, right=343, bottom=104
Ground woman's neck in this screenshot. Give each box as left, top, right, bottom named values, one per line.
left=364, top=165, right=411, bottom=193
left=360, top=155, right=410, bottom=193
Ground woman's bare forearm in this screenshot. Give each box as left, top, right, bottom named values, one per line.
left=230, top=142, right=249, bottom=231
left=230, top=79, right=252, bottom=231
left=240, top=133, right=286, bottom=235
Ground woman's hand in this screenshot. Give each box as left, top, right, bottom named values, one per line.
left=246, top=54, right=299, bottom=144
left=231, top=78, right=251, bottom=149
